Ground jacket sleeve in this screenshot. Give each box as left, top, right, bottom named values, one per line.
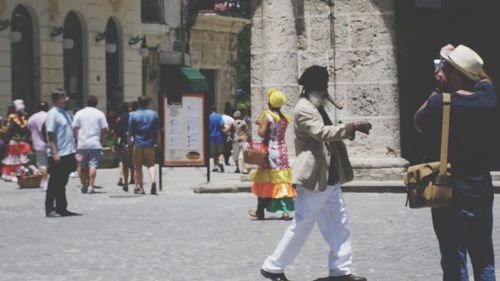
left=295, top=105, right=355, bottom=142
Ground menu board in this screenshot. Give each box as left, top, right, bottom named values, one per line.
left=163, top=93, right=205, bottom=166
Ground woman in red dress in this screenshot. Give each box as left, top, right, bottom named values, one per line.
left=1, top=100, right=31, bottom=182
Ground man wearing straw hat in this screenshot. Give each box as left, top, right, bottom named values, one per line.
left=414, top=44, right=496, bottom=280
left=260, top=65, right=371, bottom=281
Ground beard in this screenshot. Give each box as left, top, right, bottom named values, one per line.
left=307, top=91, right=327, bottom=108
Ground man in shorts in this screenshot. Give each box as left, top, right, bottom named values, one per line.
left=209, top=105, right=227, bottom=172
left=72, top=95, right=109, bottom=194
left=128, top=96, right=161, bottom=195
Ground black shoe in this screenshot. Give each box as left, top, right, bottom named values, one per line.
left=329, top=274, right=367, bottom=281
left=151, top=183, right=157, bottom=195
left=234, top=169, right=240, bottom=173
left=129, top=179, right=135, bottom=185
left=118, top=179, right=124, bottom=186
left=219, top=163, right=224, bottom=173
left=57, top=210, right=80, bottom=217
left=212, top=168, right=219, bottom=172
left=123, top=184, right=128, bottom=192
left=260, top=269, right=289, bottom=281
left=46, top=211, right=61, bottom=218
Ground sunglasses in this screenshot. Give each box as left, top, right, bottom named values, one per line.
left=434, top=58, right=445, bottom=72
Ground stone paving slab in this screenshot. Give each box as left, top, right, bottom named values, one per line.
left=0, top=178, right=499, bottom=281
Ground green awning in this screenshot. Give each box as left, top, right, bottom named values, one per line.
left=180, top=67, right=208, bottom=92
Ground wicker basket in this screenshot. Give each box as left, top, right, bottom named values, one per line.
left=243, top=149, right=267, bottom=165
left=18, top=174, right=43, bottom=189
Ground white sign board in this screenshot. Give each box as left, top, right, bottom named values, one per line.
left=163, top=93, right=206, bottom=166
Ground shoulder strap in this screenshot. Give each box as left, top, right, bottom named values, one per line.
left=439, top=93, right=451, bottom=176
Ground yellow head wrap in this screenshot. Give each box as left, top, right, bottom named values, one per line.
left=267, top=88, right=286, bottom=108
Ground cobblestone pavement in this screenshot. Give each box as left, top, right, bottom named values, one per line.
left=0, top=168, right=499, bottom=281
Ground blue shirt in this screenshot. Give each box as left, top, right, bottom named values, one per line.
left=45, top=106, right=76, bottom=157
left=415, top=81, right=497, bottom=207
left=209, top=113, right=224, bottom=144
left=128, top=108, right=160, bottom=148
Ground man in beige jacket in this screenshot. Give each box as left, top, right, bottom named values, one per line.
left=261, top=66, right=371, bottom=281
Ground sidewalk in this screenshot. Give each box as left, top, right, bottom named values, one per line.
left=5, top=166, right=499, bottom=194
left=191, top=169, right=500, bottom=194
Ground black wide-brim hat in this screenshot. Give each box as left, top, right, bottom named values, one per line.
left=298, top=65, right=329, bottom=89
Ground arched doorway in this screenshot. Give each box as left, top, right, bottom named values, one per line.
left=395, top=0, right=500, bottom=164
left=63, top=11, right=86, bottom=110
left=11, top=4, right=39, bottom=112
left=105, top=17, right=123, bottom=113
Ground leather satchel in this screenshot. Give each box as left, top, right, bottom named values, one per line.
left=404, top=93, right=452, bottom=208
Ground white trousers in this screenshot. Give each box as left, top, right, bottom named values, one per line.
left=262, top=184, right=352, bottom=277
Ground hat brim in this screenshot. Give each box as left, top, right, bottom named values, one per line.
left=440, top=49, right=480, bottom=81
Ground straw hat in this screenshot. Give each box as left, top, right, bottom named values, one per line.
left=440, top=45, right=484, bottom=81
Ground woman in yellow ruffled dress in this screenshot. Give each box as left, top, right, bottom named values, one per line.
left=249, top=88, right=296, bottom=220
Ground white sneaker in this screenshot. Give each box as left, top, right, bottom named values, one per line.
left=69, top=172, right=77, bottom=178
left=87, top=186, right=95, bottom=194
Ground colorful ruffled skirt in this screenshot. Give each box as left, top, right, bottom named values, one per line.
left=1, top=140, right=31, bottom=178
left=251, top=168, right=296, bottom=213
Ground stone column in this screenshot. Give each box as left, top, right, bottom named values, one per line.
left=251, top=0, right=300, bottom=147
left=251, top=0, right=408, bottom=181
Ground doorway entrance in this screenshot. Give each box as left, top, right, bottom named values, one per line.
left=63, top=11, right=86, bottom=110
left=11, top=4, right=38, bottom=112
left=105, top=17, right=123, bottom=113
left=396, top=0, right=500, bottom=164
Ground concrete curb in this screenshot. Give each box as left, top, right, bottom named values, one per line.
left=193, top=181, right=500, bottom=194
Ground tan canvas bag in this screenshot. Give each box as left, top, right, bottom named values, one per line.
left=404, top=93, right=452, bottom=208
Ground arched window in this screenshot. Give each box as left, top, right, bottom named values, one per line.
left=105, top=17, right=123, bottom=113
left=11, top=4, right=38, bottom=112
left=63, top=11, right=86, bottom=110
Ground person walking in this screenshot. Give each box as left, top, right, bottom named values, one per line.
left=414, top=44, right=496, bottom=281
left=116, top=102, right=131, bottom=191
left=45, top=89, right=79, bottom=217
left=249, top=88, right=296, bottom=220
left=1, top=100, right=30, bottom=182
left=222, top=112, right=235, bottom=166
left=127, top=96, right=161, bottom=195
left=209, top=105, right=227, bottom=172
left=72, top=95, right=109, bottom=194
left=230, top=110, right=248, bottom=173
left=260, top=66, right=370, bottom=281
left=27, top=101, right=50, bottom=189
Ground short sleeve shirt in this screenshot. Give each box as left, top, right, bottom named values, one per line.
left=45, top=106, right=76, bottom=157
left=72, top=107, right=109, bottom=149
left=209, top=113, right=225, bottom=144
left=27, top=111, right=48, bottom=150
left=128, top=108, right=160, bottom=148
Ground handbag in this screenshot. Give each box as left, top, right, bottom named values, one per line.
left=404, top=93, right=452, bottom=208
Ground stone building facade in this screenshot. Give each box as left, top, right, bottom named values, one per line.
left=251, top=0, right=408, bottom=180
left=141, top=1, right=250, bottom=114
left=0, top=0, right=142, bottom=116
left=190, top=14, right=249, bottom=111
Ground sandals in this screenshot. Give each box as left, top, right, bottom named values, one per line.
left=248, top=210, right=265, bottom=220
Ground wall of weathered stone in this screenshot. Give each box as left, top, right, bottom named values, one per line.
left=190, top=14, right=249, bottom=112
left=0, top=0, right=141, bottom=115
left=251, top=0, right=407, bottom=180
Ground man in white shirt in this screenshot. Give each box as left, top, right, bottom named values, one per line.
left=72, top=96, right=109, bottom=194
left=222, top=113, right=235, bottom=166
